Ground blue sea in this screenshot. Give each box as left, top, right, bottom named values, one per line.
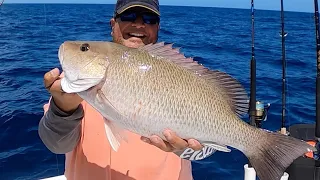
left=0, top=3, right=318, bottom=180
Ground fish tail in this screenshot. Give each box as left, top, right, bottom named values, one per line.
left=245, top=129, right=316, bottom=180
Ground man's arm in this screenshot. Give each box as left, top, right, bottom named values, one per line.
left=38, top=98, right=83, bottom=154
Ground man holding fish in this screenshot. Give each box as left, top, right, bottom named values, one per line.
left=39, top=0, right=317, bottom=180
left=39, top=0, right=209, bottom=179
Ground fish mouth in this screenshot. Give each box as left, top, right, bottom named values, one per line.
left=58, top=43, right=64, bottom=64
left=57, top=43, right=79, bottom=83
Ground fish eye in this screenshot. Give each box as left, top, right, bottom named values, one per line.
left=80, top=43, right=90, bottom=52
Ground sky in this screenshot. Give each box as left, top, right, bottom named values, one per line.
left=3, top=0, right=315, bottom=13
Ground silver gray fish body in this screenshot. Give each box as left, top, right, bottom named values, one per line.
left=58, top=41, right=315, bottom=180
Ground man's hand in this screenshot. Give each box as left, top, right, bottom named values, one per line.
left=140, top=129, right=203, bottom=152
left=43, top=68, right=83, bottom=112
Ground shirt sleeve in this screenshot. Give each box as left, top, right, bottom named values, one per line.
left=38, top=98, right=84, bottom=154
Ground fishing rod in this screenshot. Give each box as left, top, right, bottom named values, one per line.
left=249, top=0, right=256, bottom=128
left=313, top=2, right=320, bottom=177
left=246, top=0, right=272, bottom=171
left=245, top=0, right=272, bottom=176
left=313, top=0, right=320, bottom=167
left=313, top=1, right=320, bottom=179
left=247, top=0, right=256, bottom=169
left=283, top=1, right=320, bottom=178
left=248, top=0, right=270, bottom=128
left=280, top=0, right=288, bottom=135
left=314, top=0, right=320, bottom=143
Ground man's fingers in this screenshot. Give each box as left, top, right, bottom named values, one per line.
left=140, top=131, right=204, bottom=153
left=187, top=139, right=203, bottom=151
left=60, top=71, right=65, bottom=78
left=44, top=68, right=60, bottom=90
left=49, top=79, right=64, bottom=93
left=140, top=136, right=151, bottom=144
left=149, top=135, right=174, bottom=152
left=163, top=130, right=188, bottom=150
left=43, top=103, right=49, bottom=114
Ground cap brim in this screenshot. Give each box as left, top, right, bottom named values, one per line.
left=116, top=2, right=160, bottom=16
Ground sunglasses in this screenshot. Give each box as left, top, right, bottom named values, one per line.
left=116, top=11, right=160, bottom=25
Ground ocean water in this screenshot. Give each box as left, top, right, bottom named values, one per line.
left=0, top=3, right=317, bottom=180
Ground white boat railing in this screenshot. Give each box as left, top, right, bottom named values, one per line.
left=40, top=175, right=66, bottom=180
left=244, top=164, right=289, bottom=180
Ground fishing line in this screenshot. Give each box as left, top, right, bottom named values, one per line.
left=280, top=0, right=288, bottom=135
left=42, top=3, right=61, bottom=175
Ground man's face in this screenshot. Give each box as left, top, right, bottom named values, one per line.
left=110, top=7, right=160, bottom=48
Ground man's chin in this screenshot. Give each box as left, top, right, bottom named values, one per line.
left=124, top=38, right=146, bottom=48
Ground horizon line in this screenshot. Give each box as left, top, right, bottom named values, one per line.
left=1, top=2, right=313, bottom=13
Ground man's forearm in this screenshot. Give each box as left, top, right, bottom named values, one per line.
left=38, top=98, right=83, bottom=154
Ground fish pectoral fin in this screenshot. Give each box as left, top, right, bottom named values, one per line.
left=97, top=89, right=129, bottom=152
left=201, top=142, right=231, bottom=153
left=103, top=118, right=128, bottom=152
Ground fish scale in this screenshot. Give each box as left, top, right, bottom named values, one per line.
left=59, top=41, right=316, bottom=180
left=98, top=46, right=252, bottom=146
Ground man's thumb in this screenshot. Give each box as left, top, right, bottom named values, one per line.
left=50, top=68, right=60, bottom=77
left=44, top=68, right=60, bottom=89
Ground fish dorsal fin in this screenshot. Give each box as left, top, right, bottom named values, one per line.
left=139, top=42, right=207, bottom=75
left=139, top=42, right=249, bottom=116
left=203, top=70, right=249, bottom=116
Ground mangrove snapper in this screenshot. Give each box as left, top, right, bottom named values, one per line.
left=58, top=41, right=316, bottom=180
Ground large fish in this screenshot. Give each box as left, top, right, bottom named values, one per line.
left=58, top=41, right=315, bottom=180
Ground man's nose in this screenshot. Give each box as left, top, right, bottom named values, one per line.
left=132, top=16, right=145, bottom=28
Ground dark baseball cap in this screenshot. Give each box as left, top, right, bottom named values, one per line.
left=114, top=0, right=160, bottom=16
